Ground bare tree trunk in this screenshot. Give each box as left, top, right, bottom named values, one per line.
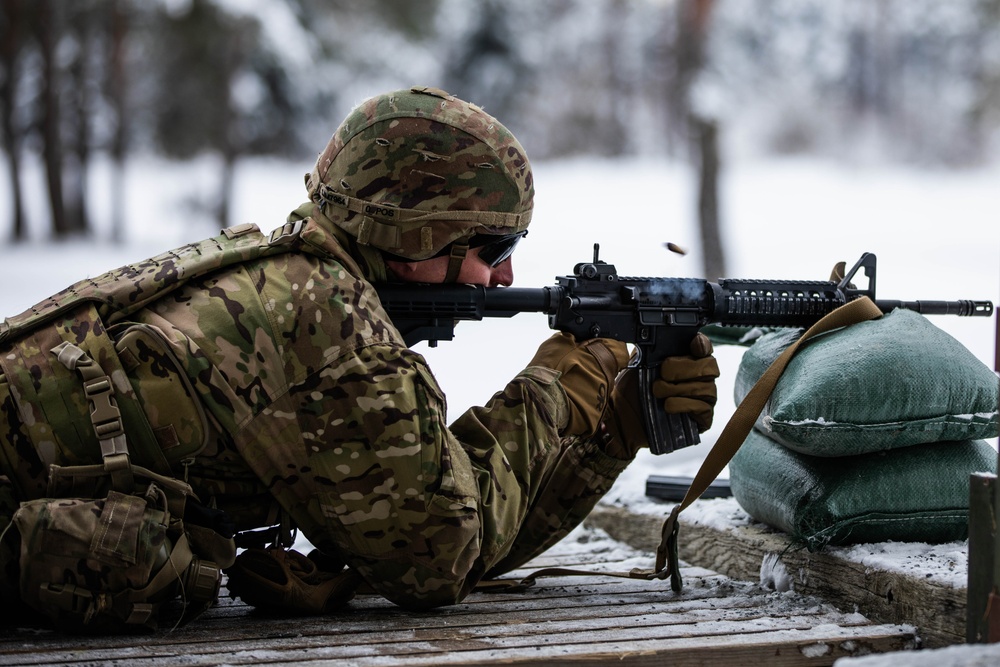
left=36, top=0, right=68, bottom=238
left=217, top=28, right=242, bottom=229
left=65, top=4, right=92, bottom=236
left=107, top=0, right=128, bottom=243
left=693, top=116, right=725, bottom=280
left=673, top=0, right=725, bottom=280
left=0, top=0, right=26, bottom=241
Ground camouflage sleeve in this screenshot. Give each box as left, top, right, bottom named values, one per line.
left=212, top=250, right=634, bottom=605
left=452, top=369, right=635, bottom=577
left=236, top=339, right=630, bottom=607
left=235, top=341, right=478, bottom=608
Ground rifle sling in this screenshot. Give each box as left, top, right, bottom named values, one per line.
left=479, top=296, right=884, bottom=595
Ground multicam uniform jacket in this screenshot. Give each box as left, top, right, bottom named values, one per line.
left=0, top=208, right=632, bottom=609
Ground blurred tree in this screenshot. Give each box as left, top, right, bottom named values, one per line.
left=673, top=0, right=726, bottom=281
left=35, top=0, right=72, bottom=237
left=18, top=0, right=95, bottom=239
left=968, top=0, right=1000, bottom=160
left=149, top=0, right=300, bottom=228
left=443, top=0, right=531, bottom=132
left=0, top=0, right=26, bottom=241
left=106, top=0, right=129, bottom=243
left=64, top=0, right=101, bottom=238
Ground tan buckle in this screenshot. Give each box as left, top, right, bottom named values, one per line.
left=38, top=583, right=94, bottom=615
left=268, top=220, right=304, bottom=246
left=84, top=375, right=125, bottom=443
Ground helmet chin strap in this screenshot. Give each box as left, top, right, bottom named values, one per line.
left=443, top=241, right=469, bottom=283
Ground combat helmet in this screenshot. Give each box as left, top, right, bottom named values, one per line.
left=305, top=86, right=534, bottom=281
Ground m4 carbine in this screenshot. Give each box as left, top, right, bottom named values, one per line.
left=376, top=250, right=994, bottom=456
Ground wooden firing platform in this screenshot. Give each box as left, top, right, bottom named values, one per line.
left=587, top=501, right=967, bottom=649
left=0, top=529, right=916, bottom=667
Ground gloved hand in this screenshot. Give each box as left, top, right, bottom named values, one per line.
left=528, top=332, right=629, bottom=437
left=652, top=332, right=720, bottom=432
left=225, top=547, right=362, bottom=615
left=602, top=333, right=720, bottom=459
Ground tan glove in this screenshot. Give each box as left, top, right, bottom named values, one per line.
left=528, top=332, right=629, bottom=437
left=652, top=332, right=720, bottom=432
left=601, top=367, right=646, bottom=459
left=601, top=333, right=720, bottom=459
left=225, top=547, right=362, bottom=615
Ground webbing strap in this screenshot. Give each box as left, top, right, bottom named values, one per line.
left=653, top=296, right=884, bottom=591
left=479, top=296, right=884, bottom=595
left=310, top=181, right=531, bottom=230
left=51, top=341, right=135, bottom=492
left=443, top=241, right=469, bottom=283
left=130, top=532, right=195, bottom=603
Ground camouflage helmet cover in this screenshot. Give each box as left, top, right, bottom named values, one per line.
left=306, top=86, right=534, bottom=261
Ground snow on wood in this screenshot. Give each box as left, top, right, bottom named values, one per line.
left=587, top=498, right=969, bottom=648
left=0, top=525, right=917, bottom=666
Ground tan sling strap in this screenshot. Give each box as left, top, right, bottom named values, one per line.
left=651, top=295, right=884, bottom=591
left=479, top=296, right=884, bottom=594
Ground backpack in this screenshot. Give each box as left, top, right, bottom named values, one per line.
left=0, top=219, right=345, bottom=630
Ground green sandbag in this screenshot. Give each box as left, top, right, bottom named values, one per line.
left=730, top=429, right=997, bottom=550
left=734, top=309, right=999, bottom=457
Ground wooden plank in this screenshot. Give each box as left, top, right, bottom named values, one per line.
left=3, top=608, right=915, bottom=667
left=4, top=611, right=898, bottom=666
left=0, top=533, right=918, bottom=667
left=252, top=625, right=916, bottom=667
left=587, top=503, right=965, bottom=647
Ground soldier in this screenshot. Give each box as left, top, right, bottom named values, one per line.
left=0, top=87, right=719, bottom=628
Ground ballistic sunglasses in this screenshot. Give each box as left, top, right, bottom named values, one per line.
left=468, top=230, right=528, bottom=267
left=383, top=230, right=527, bottom=267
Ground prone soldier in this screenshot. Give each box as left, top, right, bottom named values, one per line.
left=0, top=87, right=719, bottom=629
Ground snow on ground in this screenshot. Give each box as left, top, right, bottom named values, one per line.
left=1, top=153, right=998, bottom=590
left=629, top=496, right=972, bottom=590
left=835, top=642, right=1000, bottom=666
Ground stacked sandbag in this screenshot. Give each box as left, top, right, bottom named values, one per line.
left=729, top=309, right=999, bottom=550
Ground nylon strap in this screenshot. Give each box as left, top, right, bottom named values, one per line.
left=443, top=241, right=469, bottom=283
left=310, top=181, right=531, bottom=229
left=51, top=341, right=136, bottom=492
left=652, top=296, right=884, bottom=591
left=479, top=296, right=884, bottom=595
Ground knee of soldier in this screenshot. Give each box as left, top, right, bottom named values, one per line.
left=370, top=563, right=473, bottom=610
left=351, top=532, right=483, bottom=610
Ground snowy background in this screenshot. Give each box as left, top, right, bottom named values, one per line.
left=2, top=2, right=999, bottom=661
left=0, top=152, right=996, bottom=501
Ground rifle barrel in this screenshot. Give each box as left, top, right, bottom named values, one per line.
left=874, top=299, right=994, bottom=317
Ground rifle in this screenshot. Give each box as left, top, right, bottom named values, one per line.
left=376, top=249, right=994, bottom=456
